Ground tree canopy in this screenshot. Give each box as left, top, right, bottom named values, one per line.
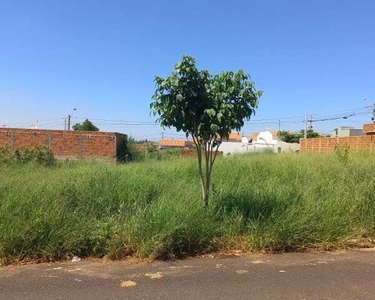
left=279, top=129, right=321, bottom=143
left=151, top=55, right=262, bottom=206
left=72, top=119, right=99, bottom=131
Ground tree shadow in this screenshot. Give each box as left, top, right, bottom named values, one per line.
left=212, top=190, right=280, bottom=222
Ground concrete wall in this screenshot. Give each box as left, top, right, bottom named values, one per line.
left=349, top=129, right=365, bottom=136
left=331, top=127, right=364, bottom=137
left=276, top=141, right=300, bottom=153
left=0, top=128, right=127, bottom=161
left=248, top=141, right=300, bottom=153
left=218, top=141, right=248, bottom=155
left=219, top=140, right=300, bottom=155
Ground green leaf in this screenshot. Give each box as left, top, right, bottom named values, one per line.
left=210, top=124, right=218, bottom=132
left=205, top=109, right=216, bottom=117
left=217, top=112, right=223, bottom=121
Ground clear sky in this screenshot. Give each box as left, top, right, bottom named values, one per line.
left=1, top=0, right=374, bottom=140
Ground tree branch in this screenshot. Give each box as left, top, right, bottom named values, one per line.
left=211, top=138, right=222, bottom=167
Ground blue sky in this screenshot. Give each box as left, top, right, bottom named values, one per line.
left=1, top=0, right=374, bottom=140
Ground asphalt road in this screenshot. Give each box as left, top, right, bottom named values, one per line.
left=1, top=249, right=375, bottom=300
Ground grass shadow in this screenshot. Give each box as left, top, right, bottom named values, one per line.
left=212, top=190, right=279, bottom=222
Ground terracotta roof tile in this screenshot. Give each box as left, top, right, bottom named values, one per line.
left=159, top=139, right=194, bottom=147
left=228, top=133, right=242, bottom=141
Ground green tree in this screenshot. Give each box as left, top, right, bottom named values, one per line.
left=279, top=129, right=321, bottom=143
left=304, top=129, right=320, bottom=139
left=72, top=119, right=99, bottom=131
left=151, top=55, right=262, bottom=207
left=279, top=130, right=300, bottom=143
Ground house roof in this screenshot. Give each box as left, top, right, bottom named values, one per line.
left=159, top=139, right=194, bottom=147
left=160, top=132, right=248, bottom=146
left=248, top=133, right=258, bottom=141
left=228, top=133, right=242, bottom=142
left=270, top=131, right=279, bottom=137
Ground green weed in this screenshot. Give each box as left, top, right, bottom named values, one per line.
left=1, top=152, right=375, bottom=264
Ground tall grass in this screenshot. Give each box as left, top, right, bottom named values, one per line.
left=1, top=151, right=375, bottom=265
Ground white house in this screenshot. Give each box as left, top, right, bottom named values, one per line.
left=249, top=130, right=300, bottom=153
left=218, top=134, right=249, bottom=155
left=219, top=131, right=300, bottom=155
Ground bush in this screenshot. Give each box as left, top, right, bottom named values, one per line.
left=0, top=144, right=15, bottom=162
left=0, top=145, right=55, bottom=166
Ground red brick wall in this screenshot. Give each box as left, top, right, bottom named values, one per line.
left=13, top=131, right=49, bottom=149
left=363, top=123, right=375, bottom=134
left=0, top=128, right=127, bottom=161
left=0, top=131, right=12, bottom=146
left=300, top=136, right=375, bottom=153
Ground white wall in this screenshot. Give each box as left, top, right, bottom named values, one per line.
left=218, top=141, right=248, bottom=155
left=276, top=141, right=300, bottom=152
left=248, top=141, right=300, bottom=153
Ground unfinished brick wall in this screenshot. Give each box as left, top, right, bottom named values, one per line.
left=300, top=135, right=375, bottom=153
left=363, top=123, right=375, bottom=134
left=300, top=123, right=375, bottom=153
left=0, top=128, right=127, bottom=161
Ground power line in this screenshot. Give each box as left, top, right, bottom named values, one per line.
left=73, top=117, right=157, bottom=125
left=2, top=104, right=372, bottom=130
left=1, top=118, right=65, bottom=127
left=246, top=105, right=371, bottom=124
left=311, top=111, right=370, bottom=123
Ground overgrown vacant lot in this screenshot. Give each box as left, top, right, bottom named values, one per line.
left=1, top=152, right=375, bottom=265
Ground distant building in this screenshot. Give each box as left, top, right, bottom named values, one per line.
left=249, top=131, right=300, bottom=153
left=159, top=139, right=194, bottom=150
left=331, top=126, right=364, bottom=137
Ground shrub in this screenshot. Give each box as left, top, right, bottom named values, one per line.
left=0, top=144, right=15, bottom=163
left=0, top=145, right=55, bottom=165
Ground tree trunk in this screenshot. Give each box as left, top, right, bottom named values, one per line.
left=194, top=139, right=219, bottom=208
left=203, top=141, right=211, bottom=208
left=203, top=187, right=209, bottom=208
